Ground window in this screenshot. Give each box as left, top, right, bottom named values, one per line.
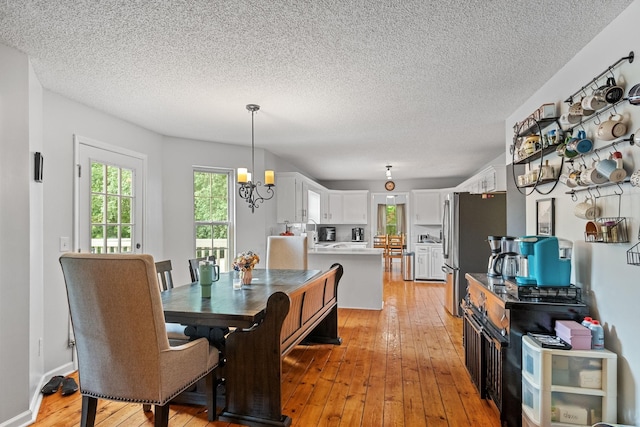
left=90, top=162, right=134, bottom=253
left=385, top=204, right=398, bottom=235
left=194, top=169, right=233, bottom=272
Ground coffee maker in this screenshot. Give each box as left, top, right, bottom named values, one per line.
left=487, top=236, right=503, bottom=277
left=515, top=236, right=571, bottom=286
left=499, top=236, right=519, bottom=280
left=352, top=227, right=364, bottom=241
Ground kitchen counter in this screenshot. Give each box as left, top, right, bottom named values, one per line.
left=309, top=247, right=381, bottom=255
left=308, top=248, right=384, bottom=310
left=465, top=273, right=587, bottom=308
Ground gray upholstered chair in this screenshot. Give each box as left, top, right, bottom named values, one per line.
left=266, top=235, right=308, bottom=269
left=59, top=253, right=220, bottom=426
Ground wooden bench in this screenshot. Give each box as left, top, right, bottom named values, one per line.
left=220, top=263, right=343, bottom=427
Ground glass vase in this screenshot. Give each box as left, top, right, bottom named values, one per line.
left=241, top=269, right=253, bottom=285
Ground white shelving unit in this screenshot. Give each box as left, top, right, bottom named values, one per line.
left=521, top=335, right=617, bottom=427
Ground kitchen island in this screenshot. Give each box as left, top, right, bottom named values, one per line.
left=308, top=247, right=384, bottom=310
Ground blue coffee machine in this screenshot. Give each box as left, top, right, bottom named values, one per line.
left=515, top=236, right=571, bottom=286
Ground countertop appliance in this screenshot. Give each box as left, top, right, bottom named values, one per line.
left=463, top=273, right=588, bottom=427
left=487, top=235, right=503, bottom=277
left=352, top=227, right=364, bottom=241
left=442, top=192, right=506, bottom=316
left=318, top=226, right=336, bottom=242
left=516, top=236, right=571, bottom=286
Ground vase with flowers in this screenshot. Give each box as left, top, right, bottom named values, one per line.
left=232, top=250, right=260, bottom=287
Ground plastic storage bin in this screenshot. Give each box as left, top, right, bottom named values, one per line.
left=522, top=335, right=618, bottom=426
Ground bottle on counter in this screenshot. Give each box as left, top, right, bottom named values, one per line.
left=581, top=316, right=593, bottom=328
left=589, top=320, right=605, bottom=350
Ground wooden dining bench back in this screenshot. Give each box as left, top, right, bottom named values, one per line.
left=222, top=264, right=344, bottom=423
left=280, top=263, right=342, bottom=355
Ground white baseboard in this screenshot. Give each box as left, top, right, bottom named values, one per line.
left=1, top=362, right=77, bottom=427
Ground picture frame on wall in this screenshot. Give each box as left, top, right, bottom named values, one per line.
left=536, top=198, right=555, bottom=236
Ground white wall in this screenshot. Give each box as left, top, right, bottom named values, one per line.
left=161, top=136, right=280, bottom=285
left=505, top=2, right=640, bottom=422
left=0, top=42, right=32, bottom=427
left=41, top=92, right=166, bottom=375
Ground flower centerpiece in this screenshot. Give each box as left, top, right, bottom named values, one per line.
left=232, top=251, right=260, bottom=285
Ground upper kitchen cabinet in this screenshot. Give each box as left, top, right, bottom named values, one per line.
left=276, top=172, right=321, bottom=224
left=412, top=190, right=442, bottom=224
left=276, top=174, right=303, bottom=223
left=457, top=165, right=506, bottom=194
left=342, top=191, right=368, bottom=224
left=326, top=191, right=343, bottom=224
left=322, top=190, right=368, bottom=224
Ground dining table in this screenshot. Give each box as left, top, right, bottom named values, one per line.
left=161, top=267, right=342, bottom=427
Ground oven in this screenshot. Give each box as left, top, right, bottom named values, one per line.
left=463, top=303, right=486, bottom=397
left=483, top=320, right=506, bottom=412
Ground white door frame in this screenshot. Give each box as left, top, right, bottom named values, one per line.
left=73, top=134, right=147, bottom=253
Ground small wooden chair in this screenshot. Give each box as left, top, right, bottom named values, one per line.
left=188, top=255, right=217, bottom=282
left=387, top=235, right=405, bottom=270
left=155, top=260, right=174, bottom=291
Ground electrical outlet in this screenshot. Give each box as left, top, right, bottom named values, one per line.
left=59, top=237, right=70, bottom=252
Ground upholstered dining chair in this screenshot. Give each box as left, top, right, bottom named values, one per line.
left=59, top=253, right=220, bottom=426
left=266, top=235, right=308, bottom=269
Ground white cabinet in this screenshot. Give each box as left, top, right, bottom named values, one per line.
left=323, top=190, right=368, bottom=224
left=415, top=246, right=430, bottom=280
left=521, top=335, right=617, bottom=427
left=342, top=191, right=368, bottom=224
left=276, top=173, right=315, bottom=223
left=456, top=165, right=506, bottom=194
left=429, top=246, right=445, bottom=280
left=415, top=244, right=444, bottom=280
left=411, top=190, right=442, bottom=224
left=276, top=175, right=301, bottom=223
left=327, top=191, right=343, bottom=224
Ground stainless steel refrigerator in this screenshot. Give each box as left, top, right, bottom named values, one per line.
left=442, top=192, right=506, bottom=316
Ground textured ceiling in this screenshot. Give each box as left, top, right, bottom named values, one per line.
left=0, top=1, right=634, bottom=182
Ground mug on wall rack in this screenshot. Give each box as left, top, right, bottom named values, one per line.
left=596, top=113, right=627, bottom=140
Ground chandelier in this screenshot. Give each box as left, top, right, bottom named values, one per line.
left=237, top=104, right=275, bottom=213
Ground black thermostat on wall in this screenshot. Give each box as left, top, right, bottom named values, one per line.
left=34, top=152, right=43, bottom=182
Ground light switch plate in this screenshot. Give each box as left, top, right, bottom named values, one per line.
left=59, top=236, right=70, bottom=252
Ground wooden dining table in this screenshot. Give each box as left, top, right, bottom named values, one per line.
left=161, top=267, right=342, bottom=427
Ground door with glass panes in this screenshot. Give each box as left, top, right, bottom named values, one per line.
left=75, top=136, right=144, bottom=254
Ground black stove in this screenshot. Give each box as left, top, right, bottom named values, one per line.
left=504, top=281, right=582, bottom=303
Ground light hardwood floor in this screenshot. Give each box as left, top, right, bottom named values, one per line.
left=33, top=264, right=501, bottom=426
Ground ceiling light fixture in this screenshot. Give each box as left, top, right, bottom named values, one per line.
left=237, top=104, right=275, bottom=213
left=385, top=165, right=393, bottom=180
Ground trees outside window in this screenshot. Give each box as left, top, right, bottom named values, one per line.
left=194, top=169, right=233, bottom=272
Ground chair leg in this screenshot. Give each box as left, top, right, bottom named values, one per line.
left=154, top=403, right=170, bottom=427
left=143, top=403, right=152, bottom=412
left=80, top=396, right=97, bottom=427
left=205, top=370, right=217, bottom=421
